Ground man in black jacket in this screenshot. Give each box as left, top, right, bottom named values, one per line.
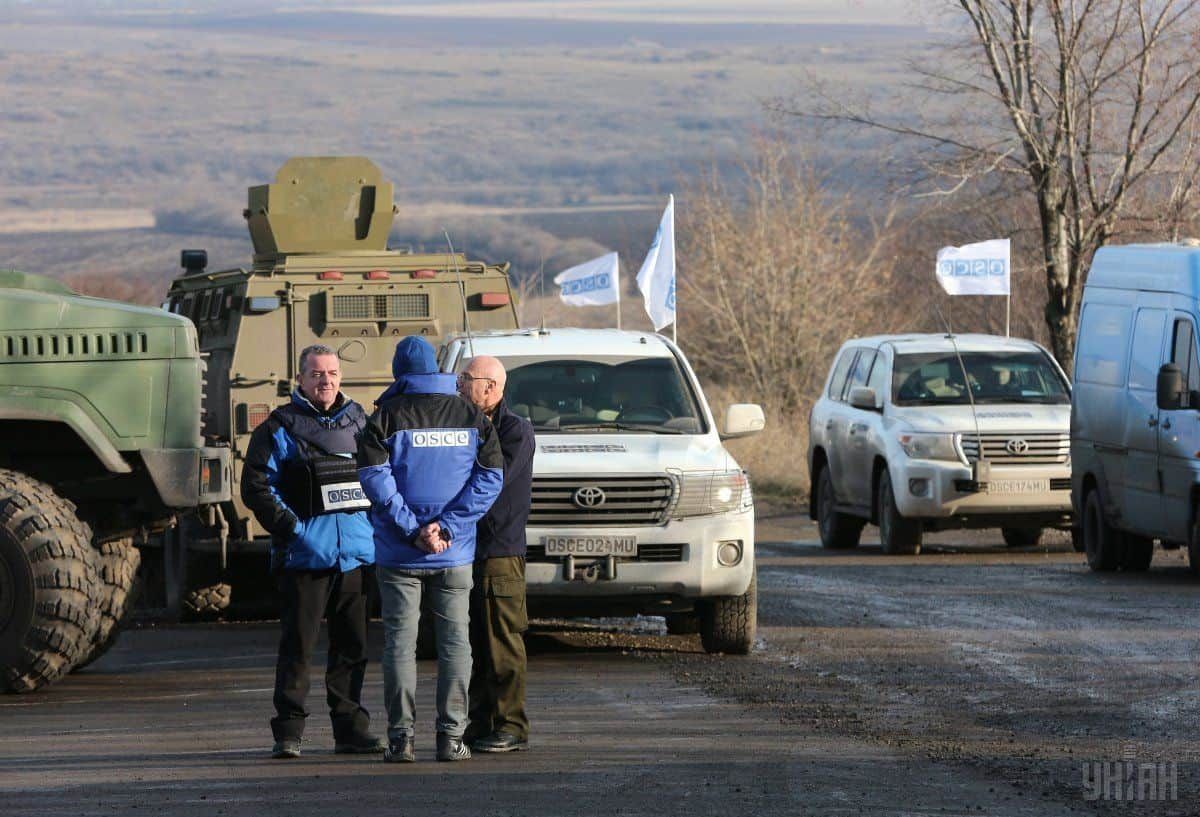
left=458, top=355, right=534, bottom=752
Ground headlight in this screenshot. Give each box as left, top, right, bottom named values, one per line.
left=671, top=469, right=750, bottom=518
left=897, top=432, right=961, bottom=461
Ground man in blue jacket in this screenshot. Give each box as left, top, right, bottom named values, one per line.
left=241, top=344, right=383, bottom=759
left=357, top=336, right=504, bottom=763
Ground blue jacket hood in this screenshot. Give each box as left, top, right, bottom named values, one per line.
left=376, top=372, right=459, bottom=405
left=392, top=336, right=438, bottom=378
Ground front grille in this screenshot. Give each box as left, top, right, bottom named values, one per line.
left=529, top=475, right=675, bottom=527
left=960, top=432, right=1069, bottom=465
left=330, top=293, right=429, bottom=321
left=525, top=543, right=685, bottom=563
left=0, top=331, right=148, bottom=361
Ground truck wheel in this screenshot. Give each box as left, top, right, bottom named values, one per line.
left=664, top=612, right=700, bottom=635
left=1190, top=512, right=1200, bottom=576
left=75, top=538, right=141, bottom=671
left=877, top=471, right=922, bottom=555
left=1121, top=534, right=1153, bottom=571
left=1001, top=527, right=1043, bottom=547
left=816, top=467, right=864, bottom=549
left=183, top=583, right=232, bottom=616
left=1082, top=488, right=1122, bottom=571
left=0, top=470, right=100, bottom=692
left=699, top=571, right=757, bottom=655
left=1070, top=527, right=1085, bottom=553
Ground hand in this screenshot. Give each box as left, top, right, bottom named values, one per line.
left=416, top=522, right=443, bottom=553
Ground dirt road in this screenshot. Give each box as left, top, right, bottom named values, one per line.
left=1, top=516, right=1195, bottom=815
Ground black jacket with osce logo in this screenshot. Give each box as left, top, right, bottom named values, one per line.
left=476, top=399, right=535, bottom=561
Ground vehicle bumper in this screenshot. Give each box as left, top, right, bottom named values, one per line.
left=892, top=460, right=1072, bottom=522
left=140, top=447, right=233, bottom=508
left=524, top=509, right=755, bottom=605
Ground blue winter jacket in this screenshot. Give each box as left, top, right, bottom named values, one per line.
left=240, top=391, right=376, bottom=572
left=357, top=336, right=504, bottom=569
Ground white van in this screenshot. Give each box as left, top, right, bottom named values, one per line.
left=1072, top=241, right=1200, bottom=574
left=438, top=328, right=765, bottom=653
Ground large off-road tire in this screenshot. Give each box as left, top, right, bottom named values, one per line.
left=816, top=467, right=864, bottom=549
left=877, top=470, right=922, bottom=555
left=1001, top=527, right=1043, bottom=548
left=0, top=470, right=100, bottom=692
left=699, top=571, right=757, bottom=655
left=183, top=583, right=232, bottom=616
left=1070, top=527, right=1085, bottom=553
left=1121, top=534, right=1154, bottom=572
left=664, top=612, right=700, bottom=635
left=75, top=538, right=141, bottom=671
left=1082, top=488, right=1122, bottom=572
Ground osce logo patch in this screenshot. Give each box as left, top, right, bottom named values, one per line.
left=412, top=430, right=471, bottom=447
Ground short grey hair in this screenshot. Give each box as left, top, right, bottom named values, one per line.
left=298, top=344, right=337, bottom=375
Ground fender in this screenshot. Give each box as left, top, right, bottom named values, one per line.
left=0, top=395, right=132, bottom=473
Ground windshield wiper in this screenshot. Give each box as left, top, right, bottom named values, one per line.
left=550, top=421, right=684, bottom=435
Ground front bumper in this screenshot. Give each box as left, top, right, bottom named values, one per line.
left=524, top=509, right=755, bottom=604
left=140, top=446, right=233, bottom=508
left=893, top=459, right=1072, bottom=521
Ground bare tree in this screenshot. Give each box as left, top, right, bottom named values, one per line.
left=790, top=0, right=1200, bottom=363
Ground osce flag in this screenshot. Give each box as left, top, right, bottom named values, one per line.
left=636, top=195, right=676, bottom=330
left=935, top=238, right=1011, bottom=296
left=555, top=252, right=619, bottom=306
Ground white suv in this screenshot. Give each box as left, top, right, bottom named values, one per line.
left=439, top=328, right=765, bottom=653
left=807, top=334, right=1073, bottom=554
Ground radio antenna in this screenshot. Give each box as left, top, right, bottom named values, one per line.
left=537, top=252, right=546, bottom=332
left=933, top=304, right=986, bottom=486
left=443, top=229, right=474, bottom=358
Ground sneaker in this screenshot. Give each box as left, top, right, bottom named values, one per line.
left=436, top=733, right=472, bottom=762
left=383, top=736, right=415, bottom=763
left=271, top=739, right=301, bottom=759
left=471, top=731, right=529, bottom=753
left=334, top=733, right=387, bottom=754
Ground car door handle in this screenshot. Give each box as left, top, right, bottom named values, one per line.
left=1148, top=416, right=1158, bottom=427
left=1162, top=418, right=1172, bottom=430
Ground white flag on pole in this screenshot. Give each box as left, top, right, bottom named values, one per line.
left=935, top=238, right=1011, bottom=295
left=554, top=252, right=620, bottom=306
left=636, top=195, right=676, bottom=331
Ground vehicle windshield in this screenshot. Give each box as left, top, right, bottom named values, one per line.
left=491, top=355, right=706, bottom=433
left=892, top=351, right=1070, bottom=406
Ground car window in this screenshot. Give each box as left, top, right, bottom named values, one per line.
left=844, top=349, right=876, bottom=399
left=1076, top=303, right=1130, bottom=386
left=827, top=350, right=856, bottom=401
left=1171, top=318, right=1200, bottom=399
left=1128, top=308, right=1166, bottom=390
left=892, top=351, right=1070, bottom=405
left=866, top=350, right=889, bottom=396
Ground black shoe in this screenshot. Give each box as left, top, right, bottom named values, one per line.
left=383, top=736, right=415, bottom=763
left=271, top=739, right=302, bottom=759
left=471, top=731, right=529, bottom=753
left=334, top=733, right=387, bottom=754
left=436, top=733, right=471, bottom=762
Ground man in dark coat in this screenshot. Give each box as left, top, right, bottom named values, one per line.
left=458, top=354, right=534, bottom=752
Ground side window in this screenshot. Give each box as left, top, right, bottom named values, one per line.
left=1075, top=303, right=1131, bottom=386
left=1128, top=308, right=1166, bottom=390
left=845, top=349, right=876, bottom=399
left=866, top=350, right=889, bottom=396
left=198, top=291, right=213, bottom=323
left=209, top=288, right=224, bottom=321
left=827, top=350, right=856, bottom=401
left=1171, top=318, right=1200, bottom=399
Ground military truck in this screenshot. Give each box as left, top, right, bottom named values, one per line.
left=0, top=270, right=231, bottom=692
left=162, top=157, right=518, bottom=607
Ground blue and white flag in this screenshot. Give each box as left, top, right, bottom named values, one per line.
left=554, top=252, right=620, bottom=306
left=935, top=238, right=1011, bottom=296
left=636, top=195, right=676, bottom=330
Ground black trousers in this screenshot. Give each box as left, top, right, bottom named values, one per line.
left=467, top=556, right=530, bottom=741
left=271, top=566, right=372, bottom=742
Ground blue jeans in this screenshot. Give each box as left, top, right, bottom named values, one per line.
left=377, top=564, right=474, bottom=740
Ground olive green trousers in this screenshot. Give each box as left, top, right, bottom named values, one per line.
left=467, top=556, right=530, bottom=741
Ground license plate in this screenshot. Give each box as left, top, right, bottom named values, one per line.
left=542, top=535, right=637, bottom=557
left=987, top=479, right=1050, bottom=494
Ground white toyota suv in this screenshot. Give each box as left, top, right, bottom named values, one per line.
left=807, top=333, right=1073, bottom=554
left=439, top=328, right=764, bottom=653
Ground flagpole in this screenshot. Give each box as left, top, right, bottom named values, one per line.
left=1005, top=292, right=1010, bottom=338
left=616, top=265, right=622, bottom=331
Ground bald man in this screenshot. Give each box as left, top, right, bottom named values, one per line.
left=457, top=356, right=534, bottom=752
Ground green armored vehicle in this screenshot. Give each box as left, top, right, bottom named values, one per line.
left=162, top=157, right=518, bottom=604
left=0, top=271, right=231, bottom=692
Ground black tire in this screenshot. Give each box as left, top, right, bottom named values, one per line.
left=1190, top=512, right=1200, bottom=576
left=0, top=469, right=100, bottom=693
left=665, top=612, right=700, bottom=635
left=816, top=467, right=864, bottom=549
left=699, top=571, right=757, bottom=655
left=183, top=583, right=232, bottom=616
left=1121, top=534, right=1153, bottom=572
left=1082, top=488, right=1122, bottom=572
left=75, top=538, right=141, bottom=670
left=877, top=470, right=922, bottom=555
left=1001, top=527, right=1043, bottom=548
left=1070, top=527, right=1085, bottom=553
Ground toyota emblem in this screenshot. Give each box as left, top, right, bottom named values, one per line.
left=1005, top=438, right=1029, bottom=455
left=573, top=486, right=606, bottom=508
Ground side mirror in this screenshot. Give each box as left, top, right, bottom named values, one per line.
left=721, top=403, right=765, bottom=439
left=849, top=386, right=879, bottom=411
left=1157, top=363, right=1183, bottom=410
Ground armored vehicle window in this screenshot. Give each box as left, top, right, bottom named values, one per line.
left=209, top=288, right=225, bottom=321
left=181, top=294, right=196, bottom=320
left=827, top=350, right=855, bottom=401
left=198, top=291, right=213, bottom=323
left=1171, top=318, right=1200, bottom=398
